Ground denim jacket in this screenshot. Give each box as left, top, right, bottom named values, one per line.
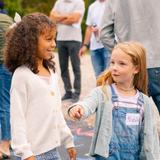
left=76, top=85, right=160, bottom=160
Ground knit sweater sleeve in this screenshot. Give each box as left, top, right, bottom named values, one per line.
left=59, top=110, right=74, bottom=149
left=10, top=71, right=33, bottom=159
left=150, top=98, right=160, bottom=136
left=72, top=87, right=101, bottom=118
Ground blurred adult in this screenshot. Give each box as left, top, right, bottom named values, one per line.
left=100, top=0, right=160, bottom=113
left=0, top=1, right=13, bottom=158
left=50, top=0, right=85, bottom=102
left=79, top=0, right=110, bottom=78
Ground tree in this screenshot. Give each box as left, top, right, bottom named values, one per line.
left=4, top=0, right=22, bottom=17
left=4, top=0, right=95, bottom=37
left=21, top=0, right=56, bottom=16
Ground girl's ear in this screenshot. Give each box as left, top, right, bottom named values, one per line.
left=134, top=65, right=140, bottom=74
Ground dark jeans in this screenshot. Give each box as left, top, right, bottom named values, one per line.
left=95, top=155, right=107, bottom=160
left=0, top=64, right=11, bottom=140
left=148, top=67, right=160, bottom=113
left=57, top=41, right=81, bottom=95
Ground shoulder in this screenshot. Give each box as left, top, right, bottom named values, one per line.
left=12, top=66, right=33, bottom=81
left=76, top=0, right=84, bottom=3
left=89, top=1, right=97, bottom=9
left=0, top=14, right=13, bottom=28
left=108, top=0, right=119, bottom=10
left=91, top=86, right=103, bottom=94
left=140, top=92, right=156, bottom=111
left=91, top=85, right=112, bottom=100
left=11, top=66, right=34, bottom=90
left=141, top=93, right=151, bottom=103
left=0, top=14, right=13, bottom=23
left=74, top=0, right=84, bottom=5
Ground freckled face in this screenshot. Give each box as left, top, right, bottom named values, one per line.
left=109, top=48, right=139, bottom=86
left=37, top=30, right=56, bottom=60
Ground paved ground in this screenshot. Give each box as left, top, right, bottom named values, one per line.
left=54, top=53, right=96, bottom=160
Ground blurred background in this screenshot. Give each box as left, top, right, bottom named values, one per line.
left=3, top=0, right=95, bottom=37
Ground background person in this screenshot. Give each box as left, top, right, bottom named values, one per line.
left=50, top=0, right=85, bottom=103
left=0, top=0, right=13, bottom=158
left=79, top=0, right=110, bottom=78
left=100, top=0, right=160, bottom=113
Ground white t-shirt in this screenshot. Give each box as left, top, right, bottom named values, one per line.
left=52, top=0, right=85, bottom=42
left=86, top=0, right=106, bottom=50
left=112, top=83, right=140, bottom=108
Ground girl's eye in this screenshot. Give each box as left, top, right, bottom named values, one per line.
left=110, top=61, right=114, bottom=65
left=46, top=36, right=54, bottom=41
left=46, top=38, right=52, bottom=41
left=119, top=61, right=126, bottom=65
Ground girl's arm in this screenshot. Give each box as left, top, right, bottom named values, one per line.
left=151, top=100, right=160, bottom=136
left=68, top=87, right=101, bottom=120
left=58, top=108, right=76, bottom=158
left=10, top=73, right=33, bottom=159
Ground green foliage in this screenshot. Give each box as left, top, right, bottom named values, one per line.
left=4, top=0, right=23, bottom=17
left=4, top=0, right=56, bottom=17
left=81, top=0, right=95, bottom=38
left=21, top=0, right=56, bottom=16
left=4, top=0, right=95, bottom=37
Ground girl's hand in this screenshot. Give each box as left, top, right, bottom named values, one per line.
left=68, top=105, right=84, bottom=120
left=24, top=156, right=36, bottom=160
left=67, top=147, right=77, bottom=160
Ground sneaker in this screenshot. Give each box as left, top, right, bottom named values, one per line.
left=61, top=92, right=72, bottom=101
left=71, top=93, right=79, bottom=103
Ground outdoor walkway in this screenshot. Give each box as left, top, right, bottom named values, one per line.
left=54, top=53, right=96, bottom=160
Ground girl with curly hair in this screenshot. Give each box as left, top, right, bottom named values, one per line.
left=4, top=13, right=76, bottom=160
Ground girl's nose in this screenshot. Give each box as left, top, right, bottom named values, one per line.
left=113, top=65, right=117, bottom=70
left=52, top=40, right=56, bottom=48
left=109, top=63, right=117, bottom=71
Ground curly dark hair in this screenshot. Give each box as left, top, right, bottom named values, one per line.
left=4, top=12, right=56, bottom=73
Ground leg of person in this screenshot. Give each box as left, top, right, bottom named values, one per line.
left=91, top=48, right=105, bottom=78
left=36, top=148, right=61, bottom=160
left=148, top=67, right=160, bottom=113
left=94, top=155, right=107, bottom=160
left=57, top=41, right=72, bottom=100
left=0, top=64, right=11, bottom=158
left=68, top=41, right=81, bottom=102
left=101, top=47, right=110, bottom=70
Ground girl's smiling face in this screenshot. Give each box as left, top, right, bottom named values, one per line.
left=109, top=48, right=139, bottom=87
left=37, top=30, right=56, bottom=61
